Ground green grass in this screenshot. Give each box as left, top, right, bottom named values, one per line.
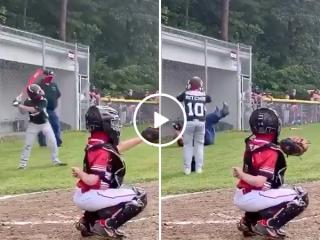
left=0, top=127, right=158, bottom=195
left=162, top=123, right=320, bottom=195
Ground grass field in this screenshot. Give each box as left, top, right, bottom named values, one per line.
left=162, top=123, right=320, bottom=195
left=0, top=127, right=158, bottom=195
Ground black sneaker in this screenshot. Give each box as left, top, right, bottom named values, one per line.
left=92, top=221, right=125, bottom=239
left=75, top=217, right=94, bottom=237
left=54, top=162, right=68, bottom=167
left=221, top=102, right=230, bottom=118
left=237, top=217, right=256, bottom=237
left=252, top=220, right=284, bottom=239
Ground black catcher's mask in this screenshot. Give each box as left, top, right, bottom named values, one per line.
left=249, top=107, right=281, bottom=142
left=85, top=106, right=121, bottom=146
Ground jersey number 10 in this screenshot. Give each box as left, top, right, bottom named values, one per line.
left=187, top=102, right=204, bottom=117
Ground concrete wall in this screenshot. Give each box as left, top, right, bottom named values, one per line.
left=162, top=60, right=239, bottom=128
left=161, top=28, right=252, bottom=130
left=0, top=60, right=77, bottom=133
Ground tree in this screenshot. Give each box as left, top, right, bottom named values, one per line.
left=220, top=0, right=230, bottom=41
left=59, top=0, right=68, bottom=41
left=162, top=0, right=320, bottom=97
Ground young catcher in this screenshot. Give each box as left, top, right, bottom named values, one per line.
left=233, top=107, right=309, bottom=238
left=177, top=76, right=211, bottom=174
left=72, top=105, right=158, bottom=239
left=13, top=84, right=66, bottom=169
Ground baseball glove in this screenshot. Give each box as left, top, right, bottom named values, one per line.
left=141, top=127, right=159, bottom=143
left=279, top=136, right=310, bottom=156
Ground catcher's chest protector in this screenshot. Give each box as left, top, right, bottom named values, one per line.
left=83, top=143, right=126, bottom=188
left=243, top=143, right=287, bottom=189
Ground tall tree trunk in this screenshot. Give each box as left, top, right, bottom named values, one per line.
left=185, top=0, right=190, bottom=28
left=59, top=0, right=68, bottom=41
left=220, top=0, right=230, bottom=41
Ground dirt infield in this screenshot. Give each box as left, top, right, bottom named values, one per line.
left=162, top=182, right=320, bottom=240
left=0, top=182, right=158, bottom=240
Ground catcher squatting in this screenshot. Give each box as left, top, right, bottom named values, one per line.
left=233, top=107, right=309, bottom=238
left=72, top=105, right=157, bottom=239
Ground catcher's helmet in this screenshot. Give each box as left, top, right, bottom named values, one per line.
left=27, top=84, right=44, bottom=100
left=249, top=108, right=281, bottom=138
left=186, top=76, right=203, bottom=91
left=85, top=105, right=121, bottom=146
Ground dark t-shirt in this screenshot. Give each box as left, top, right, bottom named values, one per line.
left=177, top=90, right=211, bottom=121
left=39, top=82, right=61, bottom=110
left=24, top=98, right=48, bottom=124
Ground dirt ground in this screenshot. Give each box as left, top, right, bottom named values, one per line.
left=162, top=182, right=320, bottom=240
left=0, top=182, right=158, bottom=240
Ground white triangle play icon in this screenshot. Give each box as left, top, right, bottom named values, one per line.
left=154, top=112, right=169, bottom=128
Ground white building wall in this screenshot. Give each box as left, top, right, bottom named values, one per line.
left=161, top=27, right=252, bottom=130
left=0, top=25, right=89, bottom=133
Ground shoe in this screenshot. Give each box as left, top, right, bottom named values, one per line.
left=17, top=165, right=27, bottom=170
left=172, top=122, right=182, bottom=131
left=252, top=220, right=284, bottom=239
left=184, top=168, right=191, bottom=175
left=196, top=168, right=203, bottom=174
left=54, top=162, right=68, bottom=166
left=75, top=217, right=94, bottom=237
left=221, top=102, right=230, bottom=118
left=237, top=217, right=256, bottom=237
left=92, top=220, right=125, bottom=239
left=213, top=106, right=220, bottom=115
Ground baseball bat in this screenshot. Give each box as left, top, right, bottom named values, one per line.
left=13, top=68, right=44, bottom=106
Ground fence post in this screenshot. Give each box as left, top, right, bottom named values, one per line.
left=204, top=38, right=208, bottom=91
left=75, top=42, right=80, bottom=130
left=237, top=43, right=242, bottom=130
left=42, top=39, right=46, bottom=69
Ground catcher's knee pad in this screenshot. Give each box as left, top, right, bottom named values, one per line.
left=96, top=187, right=147, bottom=221
left=267, top=190, right=308, bottom=229
left=106, top=193, right=147, bottom=229
left=96, top=204, right=123, bottom=219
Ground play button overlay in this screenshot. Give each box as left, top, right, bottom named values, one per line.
left=133, top=93, right=186, bottom=147
left=154, top=112, right=169, bottom=128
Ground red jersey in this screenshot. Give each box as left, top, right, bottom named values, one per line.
left=77, top=132, right=112, bottom=192
left=237, top=134, right=281, bottom=192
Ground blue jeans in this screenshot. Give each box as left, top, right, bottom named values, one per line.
left=38, top=110, right=62, bottom=146
left=204, top=112, right=220, bottom=145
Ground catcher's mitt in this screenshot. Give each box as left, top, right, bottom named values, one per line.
left=279, top=136, right=310, bottom=156
left=141, top=127, right=159, bottom=143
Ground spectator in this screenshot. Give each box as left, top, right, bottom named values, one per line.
left=119, top=97, right=127, bottom=125
left=311, top=89, right=320, bottom=101
left=38, top=70, right=63, bottom=147
left=126, top=89, right=134, bottom=99
left=145, top=90, right=150, bottom=98
left=289, top=89, right=297, bottom=100
left=89, top=85, right=101, bottom=106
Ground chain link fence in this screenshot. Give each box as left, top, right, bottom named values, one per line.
left=101, top=98, right=158, bottom=126
left=260, top=99, right=320, bottom=127
left=0, top=25, right=89, bottom=134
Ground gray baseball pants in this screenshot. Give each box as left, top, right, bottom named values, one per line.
left=182, top=120, right=205, bottom=171
left=19, top=122, right=60, bottom=168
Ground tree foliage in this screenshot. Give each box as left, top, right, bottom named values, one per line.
left=162, top=0, right=320, bottom=99
left=0, top=0, right=158, bottom=96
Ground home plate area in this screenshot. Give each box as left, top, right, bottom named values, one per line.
left=162, top=182, right=320, bottom=240
left=0, top=182, right=158, bottom=240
